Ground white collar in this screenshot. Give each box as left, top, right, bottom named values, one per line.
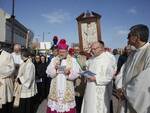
left=136, top=42, right=150, bottom=51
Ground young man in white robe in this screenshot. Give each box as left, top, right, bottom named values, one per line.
left=46, top=39, right=81, bottom=113
left=13, top=49, right=37, bottom=113
left=0, top=45, right=15, bottom=113
left=81, top=41, right=117, bottom=113
left=115, top=24, right=150, bottom=113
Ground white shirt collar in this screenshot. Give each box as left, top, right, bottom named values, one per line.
left=136, top=42, right=150, bottom=51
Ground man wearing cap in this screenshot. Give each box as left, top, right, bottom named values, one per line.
left=46, top=39, right=81, bottom=113
left=0, top=44, right=15, bottom=113
left=115, top=24, right=150, bottom=113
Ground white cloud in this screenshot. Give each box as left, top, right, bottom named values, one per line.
left=42, top=10, right=70, bottom=24
left=128, top=8, right=137, bottom=15
left=116, top=29, right=129, bottom=37
left=113, top=26, right=129, bottom=37
left=113, top=26, right=125, bottom=30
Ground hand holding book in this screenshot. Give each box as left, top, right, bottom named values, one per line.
left=79, top=70, right=96, bottom=78
left=64, top=68, right=71, bottom=76
left=56, top=66, right=66, bottom=74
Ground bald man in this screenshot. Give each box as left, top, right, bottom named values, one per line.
left=81, top=41, right=116, bottom=113
left=12, top=44, right=23, bottom=65
left=11, top=44, right=23, bottom=79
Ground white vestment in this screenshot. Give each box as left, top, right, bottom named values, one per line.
left=11, top=52, right=23, bottom=79
left=81, top=52, right=116, bottom=113
left=115, top=43, right=150, bottom=113
left=46, top=55, right=81, bottom=112
left=0, top=50, right=15, bottom=108
left=11, top=52, right=23, bottom=65
left=14, top=58, right=37, bottom=98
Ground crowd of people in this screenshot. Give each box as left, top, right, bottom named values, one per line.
left=0, top=24, right=150, bottom=113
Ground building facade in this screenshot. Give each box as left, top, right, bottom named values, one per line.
left=0, top=9, right=34, bottom=51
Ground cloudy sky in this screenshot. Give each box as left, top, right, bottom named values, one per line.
left=0, top=0, right=150, bottom=49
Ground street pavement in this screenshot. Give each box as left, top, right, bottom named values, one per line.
left=36, top=99, right=47, bottom=113
left=36, top=96, right=120, bottom=113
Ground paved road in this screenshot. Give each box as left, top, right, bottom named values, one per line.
left=36, top=99, right=47, bottom=113
left=36, top=96, right=120, bottom=113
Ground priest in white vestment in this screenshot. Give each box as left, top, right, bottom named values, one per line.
left=11, top=44, right=23, bottom=79
left=0, top=46, right=15, bottom=113
left=81, top=41, right=117, bottom=113
left=46, top=39, right=81, bottom=113
left=115, top=24, right=150, bottom=113
left=11, top=44, right=23, bottom=65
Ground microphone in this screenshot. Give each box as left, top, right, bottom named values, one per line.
left=56, top=57, right=64, bottom=74
left=59, top=57, right=63, bottom=65
left=59, top=56, right=66, bottom=64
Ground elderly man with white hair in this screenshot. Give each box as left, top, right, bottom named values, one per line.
left=11, top=44, right=23, bottom=79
